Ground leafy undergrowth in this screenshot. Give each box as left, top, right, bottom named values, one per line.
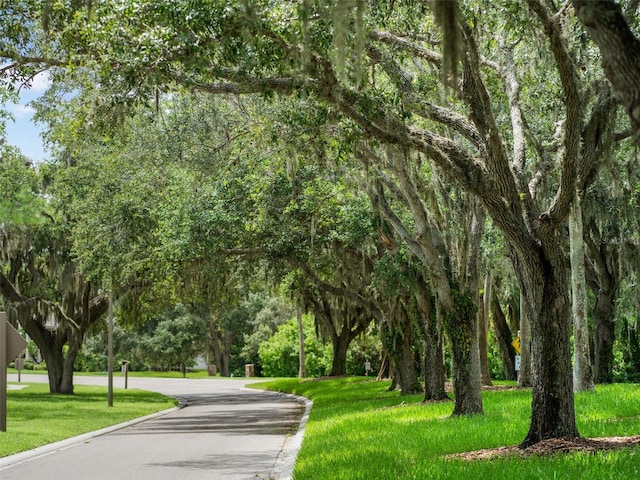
left=1, top=383, right=176, bottom=458
left=252, top=378, right=640, bottom=480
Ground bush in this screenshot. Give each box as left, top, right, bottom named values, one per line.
left=345, top=332, right=382, bottom=376
left=487, top=337, right=506, bottom=381
left=259, top=314, right=331, bottom=377
left=20, top=360, right=36, bottom=370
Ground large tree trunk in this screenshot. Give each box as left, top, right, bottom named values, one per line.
left=442, top=291, right=483, bottom=416
left=38, top=330, right=80, bottom=394
left=415, top=277, right=447, bottom=402
left=569, top=196, right=594, bottom=392
left=330, top=326, right=351, bottom=376
left=209, top=326, right=231, bottom=377
left=395, top=330, right=422, bottom=395
left=381, top=298, right=423, bottom=395
left=297, top=306, right=307, bottom=378
left=515, top=246, right=579, bottom=447
left=491, top=291, right=517, bottom=381
left=626, top=319, right=640, bottom=379
left=14, top=307, right=84, bottom=394
left=585, top=229, right=618, bottom=384
left=593, top=288, right=615, bottom=383
left=61, top=334, right=82, bottom=393
left=381, top=328, right=422, bottom=394
left=479, top=273, right=492, bottom=385
left=41, top=340, right=68, bottom=394
left=518, top=290, right=532, bottom=387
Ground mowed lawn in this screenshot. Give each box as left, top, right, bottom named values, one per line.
left=3, top=375, right=639, bottom=479
left=252, top=378, right=640, bottom=480
left=1, top=382, right=177, bottom=458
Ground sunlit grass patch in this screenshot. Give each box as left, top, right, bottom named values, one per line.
left=253, top=378, right=640, bottom=479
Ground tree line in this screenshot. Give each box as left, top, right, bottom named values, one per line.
left=2, top=0, right=640, bottom=448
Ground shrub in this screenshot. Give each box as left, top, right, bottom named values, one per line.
left=259, top=314, right=331, bottom=377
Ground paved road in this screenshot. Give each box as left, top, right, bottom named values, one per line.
left=2, top=374, right=310, bottom=480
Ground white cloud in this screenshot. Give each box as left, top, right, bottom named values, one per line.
left=30, top=72, right=51, bottom=92
left=7, top=103, right=35, bottom=119
left=1, top=62, right=51, bottom=92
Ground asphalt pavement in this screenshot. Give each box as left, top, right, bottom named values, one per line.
left=1, top=374, right=311, bottom=480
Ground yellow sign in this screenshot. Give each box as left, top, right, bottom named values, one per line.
left=511, top=336, right=521, bottom=354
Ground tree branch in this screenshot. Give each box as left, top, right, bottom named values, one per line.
left=527, top=0, right=583, bottom=226
left=577, top=83, right=618, bottom=193
left=365, top=43, right=484, bottom=149
left=370, top=30, right=442, bottom=67
left=170, top=70, right=312, bottom=96
left=572, top=0, right=640, bottom=145
left=0, top=271, right=26, bottom=303
left=285, top=256, right=383, bottom=321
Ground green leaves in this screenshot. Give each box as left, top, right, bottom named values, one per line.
left=0, top=148, right=45, bottom=226
left=143, top=303, right=207, bottom=372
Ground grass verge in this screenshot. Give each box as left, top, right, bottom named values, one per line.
left=252, top=378, right=640, bottom=480
left=8, top=368, right=212, bottom=379
left=1, top=383, right=176, bottom=458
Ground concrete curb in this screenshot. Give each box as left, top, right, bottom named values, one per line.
left=0, top=405, right=182, bottom=470
left=243, top=388, right=313, bottom=480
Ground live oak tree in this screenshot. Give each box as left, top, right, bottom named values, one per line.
left=363, top=146, right=484, bottom=413
left=584, top=183, right=624, bottom=384
left=143, top=304, right=207, bottom=377
left=2, top=87, right=238, bottom=390
left=567, top=0, right=640, bottom=385
left=258, top=150, right=382, bottom=377
left=0, top=159, right=109, bottom=393
left=372, top=249, right=446, bottom=398
left=583, top=140, right=640, bottom=383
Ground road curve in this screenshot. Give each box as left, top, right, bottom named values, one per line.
left=2, top=374, right=309, bottom=480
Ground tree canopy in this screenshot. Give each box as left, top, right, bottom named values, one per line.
left=2, top=0, right=640, bottom=447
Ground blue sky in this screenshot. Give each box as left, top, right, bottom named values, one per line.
left=3, top=72, right=50, bottom=163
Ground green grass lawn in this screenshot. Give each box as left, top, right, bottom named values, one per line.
left=8, top=368, right=212, bottom=379
left=1, top=383, right=177, bottom=458
left=252, top=378, right=640, bottom=480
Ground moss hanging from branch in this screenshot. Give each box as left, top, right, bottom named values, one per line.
left=329, top=0, right=367, bottom=84
left=332, top=0, right=354, bottom=80
left=431, top=0, right=461, bottom=88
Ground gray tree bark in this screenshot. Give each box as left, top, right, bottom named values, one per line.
left=491, top=291, right=517, bottom=381
left=569, top=194, right=595, bottom=392
left=572, top=0, right=640, bottom=145
left=415, top=275, right=447, bottom=401
left=479, top=273, right=493, bottom=385
left=585, top=224, right=618, bottom=384
left=518, top=290, right=532, bottom=387
left=297, top=306, right=306, bottom=378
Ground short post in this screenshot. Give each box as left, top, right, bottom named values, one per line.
left=15, top=357, right=24, bottom=383
left=121, top=361, right=129, bottom=390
